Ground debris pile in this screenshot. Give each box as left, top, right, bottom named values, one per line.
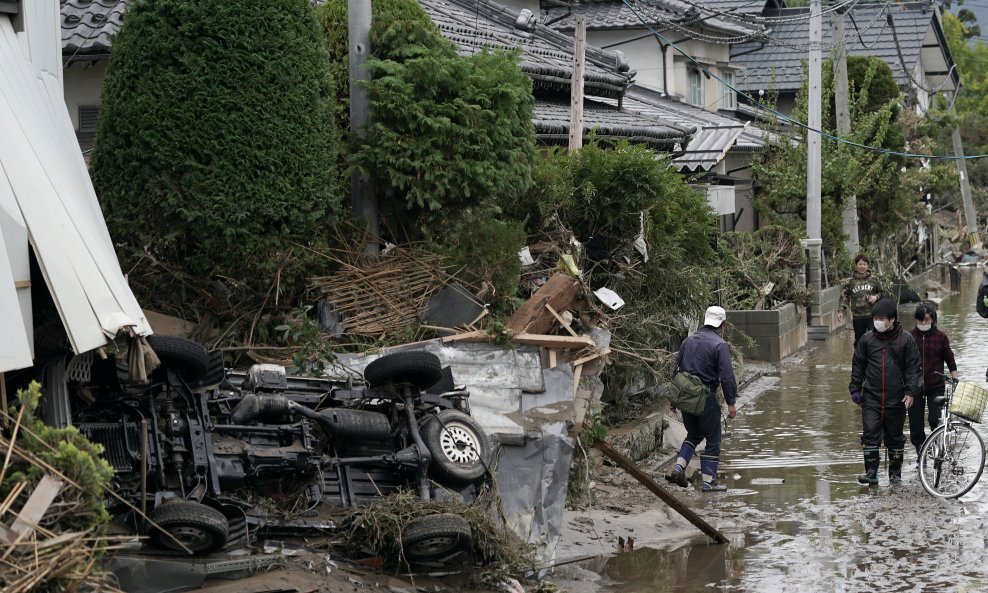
left=0, top=383, right=119, bottom=593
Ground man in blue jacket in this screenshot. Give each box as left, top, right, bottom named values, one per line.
left=665, top=306, right=738, bottom=492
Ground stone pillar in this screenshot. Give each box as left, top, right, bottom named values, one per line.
left=802, top=238, right=823, bottom=327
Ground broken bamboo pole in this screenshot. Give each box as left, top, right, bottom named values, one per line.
left=592, top=440, right=729, bottom=544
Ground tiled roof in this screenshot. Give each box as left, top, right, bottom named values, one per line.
left=544, top=0, right=764, bottom=38
left=61, top=0, right=127, bottom=60
left=731, top=2, right=957, bottom=93
left=420, top=0, right=634, bottom=99
left=534, top=98, right=694, bottom=149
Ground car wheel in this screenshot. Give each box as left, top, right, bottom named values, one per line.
left=147, top=335, right=210, bottom=382
left=148, top=500, right=229, bottom=555
left=364, top=351, right=442, bottom=390
left=401, top=513, right=472, bottom=562
left=421, top=410, right=490, bottom=486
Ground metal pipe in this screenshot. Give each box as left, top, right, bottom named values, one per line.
left=140, top=419, right=149, bottom=527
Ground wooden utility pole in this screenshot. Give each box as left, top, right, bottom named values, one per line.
left=594, top=440, right=729, bottom=544
left=833, top=10, right=860, bottom=254
left=348, top=0, right=379, bottom=254
left=568, top=17, right=586, bottom=152
left=952, top=127, right=983, bottom=249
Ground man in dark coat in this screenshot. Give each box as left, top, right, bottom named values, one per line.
left=849, top=298, right=922, bottom=485
left=665, top=306, right=738, bottom=492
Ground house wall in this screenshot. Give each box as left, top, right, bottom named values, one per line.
left=723, top=152, right=757, bottom=232
left=63, top=60, right=107, bottom=132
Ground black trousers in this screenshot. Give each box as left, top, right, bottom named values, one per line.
left=852, top=317, right=873, bottom=347
left=908, top=386, right=945, bottom=453
left=861, top=404, right=907, bottom=450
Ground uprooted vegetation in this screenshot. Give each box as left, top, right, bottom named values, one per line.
left=341, top=489, right=539, bottom=588
left=0, top=382, right=118, bottom=593
left=718, top=226, right=808, bottom=311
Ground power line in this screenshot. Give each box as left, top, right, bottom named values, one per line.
left=621, top=0, right=988, bottom=160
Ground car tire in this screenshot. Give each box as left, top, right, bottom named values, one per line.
left=147, top=335, right=210, bottom=382
left=148, top=500, right=229, bottom=555
left=364, top=351, right=442, bottom=390
left=401, top=513, right=472, bottom=562
left=420, top=410, right=490, bottom=486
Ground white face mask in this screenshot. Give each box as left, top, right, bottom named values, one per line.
left=873, top=319, right=890, bottom=333
left=917, top=323, right=932, bottom=332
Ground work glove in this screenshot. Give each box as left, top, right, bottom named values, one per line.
left=850, top=388, right=861, bottom=405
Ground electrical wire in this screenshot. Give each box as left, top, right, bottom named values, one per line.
left=621, top=0, right=988, bottom=160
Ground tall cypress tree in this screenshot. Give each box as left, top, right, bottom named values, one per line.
left=91, top=0, right=338, bottom=294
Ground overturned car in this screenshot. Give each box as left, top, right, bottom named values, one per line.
left=44, top=336, right=492, bottom=557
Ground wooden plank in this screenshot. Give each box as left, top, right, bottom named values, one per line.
left=506, top=273, right=582, bottom=334
left=572, top=347, right=611, bottom=368
left=593, top=440, right=729, bottom=545
left=512, top=333, right=594, bottom=349
left=571, top=363, right=587, bottom=428
left=9, top=474, right=64, bottom=536
left=545, top=304, right=578, bottom=337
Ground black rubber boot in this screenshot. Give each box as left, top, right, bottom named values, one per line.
left=857, top=447, right=880, bottom=485
left=888, top=448, right=904, bottom=483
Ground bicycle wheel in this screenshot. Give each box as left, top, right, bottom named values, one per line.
left=918, top=421, right=986, bottom=498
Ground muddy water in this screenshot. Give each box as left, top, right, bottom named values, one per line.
left=585, top=267, right=988, bottom=593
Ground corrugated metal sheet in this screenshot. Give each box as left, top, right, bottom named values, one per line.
left=0, top=14, right=151, bottom=368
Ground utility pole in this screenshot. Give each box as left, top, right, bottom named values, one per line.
left=804, top=0, right=824, bottom=327
left=833, top=9, right=860, bottom=255
left=952, top=127, right=983, bottom=250
left=348, top=0, right=379, bottom=254
left=568, top=17, right=586, bottom=152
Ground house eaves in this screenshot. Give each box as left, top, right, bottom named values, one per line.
left=731, top=2, right=958, bottom=95
left=545, top=0, right=764, bottom=39
left=61, top=0, right=127, bottom=64
left=534, top=98, right=695, bottom=150
left=603, top=86, right=768, bottom=171
left=421, top=0, right=635, bottom=99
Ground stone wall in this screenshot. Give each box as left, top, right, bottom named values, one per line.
left=725, top=302, right=807, bottom=362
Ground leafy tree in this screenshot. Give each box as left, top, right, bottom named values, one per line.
left=91, top=0, right=338, bottom=300
left=318, top=0, right=536, bottom=303
left=752, top=56, right=910, bottom=273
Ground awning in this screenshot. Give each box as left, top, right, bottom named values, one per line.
left=0, top=15, right=150, bottom=371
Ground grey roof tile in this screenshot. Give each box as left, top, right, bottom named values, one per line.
left=535, top=98, right=694, bottom=149
left=544, top=0, right=764, bottom=38
left=731, top=2, right=954, bottom=93
left=61, top=0, right=128, bottom=59
left=420, top=0, right=634, bottom=98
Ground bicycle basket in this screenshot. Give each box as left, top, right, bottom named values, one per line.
left=949, top=382, right=988, bottom=423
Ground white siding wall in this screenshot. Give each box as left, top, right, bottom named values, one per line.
left=63, top=61, right=107, bottom=131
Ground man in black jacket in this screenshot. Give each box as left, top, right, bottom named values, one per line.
left=849, top=298, right=922, bottom=485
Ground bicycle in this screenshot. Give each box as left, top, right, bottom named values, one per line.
left=918, top=374, right=988, bottom=498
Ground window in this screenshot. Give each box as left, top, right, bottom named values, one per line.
left=687, top=68, right=703, bottom=107
left=721, top=71, right=737, bottom=110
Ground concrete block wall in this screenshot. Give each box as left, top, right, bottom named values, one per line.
left=813, top=285, right=843, bottom=332
left=726, top=302, right=807, bottom=362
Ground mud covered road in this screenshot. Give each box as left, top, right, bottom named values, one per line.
left=550, top=267, right=988, bottom=593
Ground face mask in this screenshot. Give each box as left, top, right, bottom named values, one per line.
left=873, top=320, right=890, bottom=333
left=917, top=323, right=932, bottom=332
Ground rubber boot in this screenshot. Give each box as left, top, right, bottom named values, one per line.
left=700, top=457, right=726, bottom=492
left=857, top=447, right=880, bottom=485
left=888, top=448, right=904, bottom=483
left=664, top=442, right=694, bottom=488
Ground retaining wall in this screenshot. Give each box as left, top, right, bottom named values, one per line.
left=725, top=302, right=807, bottom=362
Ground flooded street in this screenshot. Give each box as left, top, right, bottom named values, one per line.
left=572, top=267, right=988, bottom=593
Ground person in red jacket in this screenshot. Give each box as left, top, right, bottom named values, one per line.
left=907, top=304, right=958, bottom=456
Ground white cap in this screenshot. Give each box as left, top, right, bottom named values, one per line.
left=703, top=306, right=727, bottom=328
